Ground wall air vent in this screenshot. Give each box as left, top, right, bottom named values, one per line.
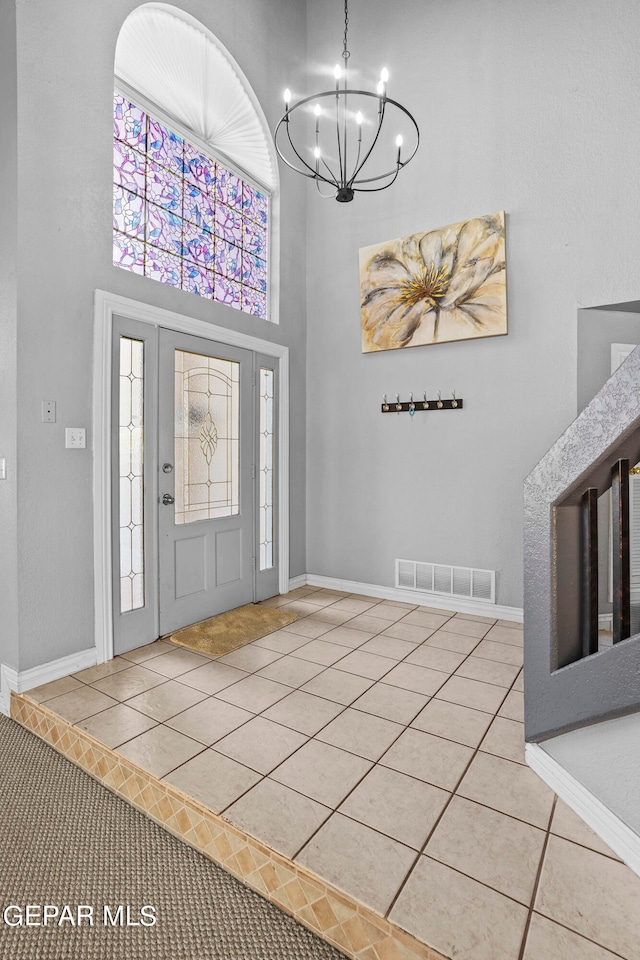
left=396, top=559, right=495, bottom=604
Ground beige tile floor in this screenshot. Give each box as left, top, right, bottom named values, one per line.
left=26, top=586, right=640, bottom=960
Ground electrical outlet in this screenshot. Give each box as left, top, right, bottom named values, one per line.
left=42, top=400, right=56, bottom=423
left=65, top=428, right=86, bottom=449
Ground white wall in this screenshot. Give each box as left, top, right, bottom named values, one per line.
left=7, top=0, right=308, bottom=672
left=305, top=0, right=640, bottom=607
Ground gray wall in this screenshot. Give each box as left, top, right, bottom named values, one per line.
left=6, top=0, right=307, bottom=673
left=305, top=0, right=640, bottom=608
left=0, top=0, right=19, bottom=671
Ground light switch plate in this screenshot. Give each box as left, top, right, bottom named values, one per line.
left=65, top=428, right=86, bottom=449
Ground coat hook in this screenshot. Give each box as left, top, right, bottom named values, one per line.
left=451, top=390, right=458, bottom=409
left=437, top=390, right=443, bottom=409
left=382, top=393, right=389, bottom=411
left=422, top=391, right=429, bottom=409
left=395, top=393, right=402, bottom=412
left=408, top=392, right=415, bottom=417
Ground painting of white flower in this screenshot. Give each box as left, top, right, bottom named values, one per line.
left=360, top=211, right=507, bottom=353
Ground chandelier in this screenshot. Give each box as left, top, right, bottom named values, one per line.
left=274, top=0, right=420, bottom=202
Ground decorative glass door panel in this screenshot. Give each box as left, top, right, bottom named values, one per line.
left=174, top=350, right=240, bottom=524
left=119, top=337, right=145, bottom=611
left=259, top=368, right=274, bottom=570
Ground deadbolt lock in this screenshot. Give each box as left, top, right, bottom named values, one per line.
left=162, top=462, right=173, bottom=473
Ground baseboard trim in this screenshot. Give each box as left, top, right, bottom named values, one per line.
left=299, top=573, right=523, bottom=622
left=0, top=648, right=97, bottom=716
left=526, top=742, right=640, bottom=877
left=287, top=574, right=308, bottom=591
left=598, top=613, right=613, bottom=631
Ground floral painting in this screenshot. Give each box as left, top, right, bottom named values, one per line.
left=360, top=211, right=507, bottom=353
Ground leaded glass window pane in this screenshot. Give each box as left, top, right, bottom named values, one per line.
left=259, top=368, right=274, bottom=570
left=174, top=350, right=240, bottom=524
left=113, top=92, right=269, bottom=319
left=119, top=337, right=145, bottom=613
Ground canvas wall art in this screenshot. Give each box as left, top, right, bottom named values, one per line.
left=360, top=211, right=507, bottom=353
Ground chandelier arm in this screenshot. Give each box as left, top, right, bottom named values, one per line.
left=319, top=153, right=340, bottom=185
left=277, top=116, right=336, bottom=185
left=347, top=96, right=388, bottom=187
left=334, top=88, right=345, bottom=185
left=351, top=164, right=402, bottom=193
left=315, top=178, right=339, bottom=199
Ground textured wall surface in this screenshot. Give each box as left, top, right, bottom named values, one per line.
left=524, top=346, right=640, bottom=741
left=305, top=0, right=640, bottom=607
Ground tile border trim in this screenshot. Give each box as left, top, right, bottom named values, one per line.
left=526, top=742, right=640, bottom=878
left=11, top=692, right=447, bottom=960
left=293, top=574, right=523, bottom=623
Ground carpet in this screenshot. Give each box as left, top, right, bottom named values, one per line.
left=0, top=714, right=344, bottom=960
left=168, top=603, right=297, bottom=657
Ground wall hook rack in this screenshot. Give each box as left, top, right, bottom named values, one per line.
left=381, top=391, right=464, bottom=414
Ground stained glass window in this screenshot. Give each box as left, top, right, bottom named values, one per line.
left=174, top=350, right=240, bottom=524
left=259, top=368, right=274, bottom=570
left=113, top=93, right=269, bottom=320
left=119, top=337, right=145, bottom=613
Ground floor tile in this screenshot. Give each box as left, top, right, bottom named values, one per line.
left=271, top=739, right=372, bottom=807
left=485, top=624, right=524, bottom=646
left=296, top=813, right=416, bottom=916
left=300, top=667, right=374, bottom=705
left=424, top=630, right=481, bottom=655
left=261, top=690, right=344, bottom=735
left=329, top=598, right=379, bottom=615
left=512, top=669, right=524, bottom=691
left=165, top=748, right=261, bottom=812
left=255, top=627, right=319, bottom=653
left=260, top=594, right=295, bottom=607
left=523, top=912, right=623, bottom=960
left=26, top=675, right=84, bottom=703
left=440, top=617, right=489, bottom=639
left=44, top=686, right=118, bottom=723
left=215, top=674, right=292, bottom=712
left=411, top=698, right=493, bottom=747
left=535, top=834, right=640, bottom=958
left=345, top=613, right=391, bottom=634
left=116, top=725, right=204, bottom=777
left=498, top=689, right=525, bottom=721
left=351, top=682, right=429, bottom=725
left=72, top=658, right=131, bottom=684
left=91, top=665, right=166, bottom=701
left=213, top=715, right=307, bottom=774
left=339, top=764, right=449, bottom=850
left=457, top=752, right=555, bottom=828
left=551, top=799, right=619, bottom=859
left=435, top=675, right=507, bottom=713
left=316, top=708, right=404, bottom=761
left=453, top=612, right=497, bottom=625
left=381, top=622, right=434, bottom=643
left=165, top=696, right=254, bottom=744
left=383, top=662, right=448, bottom=697
left=496, top=619, right=523, bottom=631
left=141, top=647, right=210, bottom=678
left=217, top=645, right=283, bottom=672
left=306, top=607, right=356, bottom=625
left=473, top=638, right=524, bottom=666
left=425, top=795, right=545, bottom=904
left=400, top=611, right=452, bottom=630
left=480, top=716, right=526, bottom=764
left=279, top=619, right=333, bottom=639
left=334, top=649, right=396, bottom=680
left=301, top=591, right=343, bottom=607
left=368, top=603, right=409, bottom=622
left=225, top=778, right=331, bottom=858
left=381, top=728, right=473, bottom=790
left=455, top=656, right=521, bottom=688
left=176, top=661, right=249, bottom=695
left=358, top=635, right=418, bottom=660
left=405, top=644, right=467, bottom=674
left=119, top=640, right=175, bottom=663
left=279, top=599, right=322, bottom=617
left=76, top=703, right=157, bottom=747
left=256, top=655, right=324, bottom=688
left=124, top=679, right=208, bottom=722
left=390, top=856, right=528, bottom=960
left=321, top=625, right=375, bottom=648
left=291, top=638, right=351, bottom=666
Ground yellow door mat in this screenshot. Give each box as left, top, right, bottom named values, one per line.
left=168, top=603, right=297, bottom=657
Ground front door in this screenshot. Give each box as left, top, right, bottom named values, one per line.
left=158, top=328, right=255, bottom=635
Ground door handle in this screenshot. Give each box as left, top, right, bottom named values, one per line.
left=161, top=493, right=175, bottom=505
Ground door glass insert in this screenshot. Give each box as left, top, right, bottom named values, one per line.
left=259, top=367, right=274, bottom=570
left=175, top=349, right=240, bottom=524
left=119, top=336, right=145, bottom=612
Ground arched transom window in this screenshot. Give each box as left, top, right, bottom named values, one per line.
left=112, top=3, right=277, bottom=321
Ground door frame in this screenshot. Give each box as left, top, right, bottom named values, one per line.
left=93, top=289, right=290, bottom=664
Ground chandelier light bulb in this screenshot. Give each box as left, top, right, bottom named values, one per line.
left=380, top=67, right=389, bottom=83
left=284, top=88, right=291, bottom=105
left=314, top=104, right=322, bottom=117
left=314, top=146, right=321, bottom=159
left=395, top=134, right=403, bottom=147
left=334, top=64, right=342, bottom=80
left=356, top=111, right=363, bottom=125
left=376, top=80, right=384, bottom=96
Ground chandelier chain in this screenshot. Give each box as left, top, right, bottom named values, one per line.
left=342, top=0, right=350, bottom=62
